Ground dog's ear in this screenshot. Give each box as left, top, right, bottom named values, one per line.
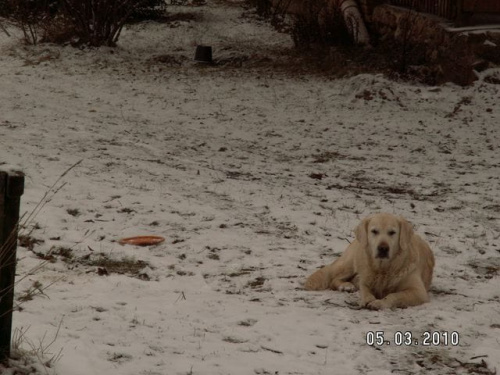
left=355, top=217, right=370, bottom=248
left=399, top=217, right=414, bottom=250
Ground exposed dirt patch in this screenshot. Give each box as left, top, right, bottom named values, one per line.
left=411, top=350, right=497, bottom=375
left=468, top=257, right=500, bottom=277
left=80, top=254, right=151, bottom=279
left=18, top=234, right=44, bottom=252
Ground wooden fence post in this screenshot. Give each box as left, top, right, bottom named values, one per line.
left=0, top=170, right=25, bottom=362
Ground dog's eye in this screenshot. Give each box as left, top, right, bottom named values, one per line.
left=371, top=229, right=379, bottom=235
left=388, top=230, right=396, bottom=236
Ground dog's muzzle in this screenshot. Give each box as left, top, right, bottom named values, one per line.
left=377, top=243, right=390, bottom=258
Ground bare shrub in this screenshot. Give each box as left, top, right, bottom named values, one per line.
left=1, top=0, right=164, bottom=46
left=39, top=13, right=77, bottom=44
left=437, top=35, right=476, bottom=86
left=394, top=2, right=418, bottom=74
left=1, top=0, right=57, bottom=45
left=290, top=0, right=351, bottom=49
left=245, top=0, right=282, bottom=26
left=254, top=0, right=272, bottom=18
left=60, top=0, right=147, bottom=47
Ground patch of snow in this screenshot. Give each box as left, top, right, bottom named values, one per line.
left=0, top=1, right=499, bottom=374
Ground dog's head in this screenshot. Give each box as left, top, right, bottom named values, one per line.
left=355, top=213, right=414, bottom=261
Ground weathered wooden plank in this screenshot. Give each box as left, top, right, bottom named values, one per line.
left=463, top=0, right=500, bottom=13
left=0, top=171, right=24, bottom=362
left=389, top=0, right=461, bottom=20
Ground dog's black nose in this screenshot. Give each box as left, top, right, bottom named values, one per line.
left=377, top=244, right=389, bottom=258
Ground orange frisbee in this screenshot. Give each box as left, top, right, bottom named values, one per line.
left=119, top=235, right=165, bottom=246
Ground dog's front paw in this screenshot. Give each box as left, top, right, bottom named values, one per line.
left=366, top=299, right=391, bottom=310
left=337, top=282, right=357, bottom=293
left=360, top=294, right=376, bottom=307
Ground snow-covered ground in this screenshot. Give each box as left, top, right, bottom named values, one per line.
left=0, top=1, right=499, bottom=374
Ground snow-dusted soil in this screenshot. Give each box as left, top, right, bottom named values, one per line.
left=0, top=1, right=499, bottom=374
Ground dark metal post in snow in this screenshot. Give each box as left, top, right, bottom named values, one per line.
left=0, top=170, right=24, bottom=362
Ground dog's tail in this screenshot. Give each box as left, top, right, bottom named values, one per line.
left=304, top=266, right=333, bottom=290
left=304, top=243, right=357, bottom=291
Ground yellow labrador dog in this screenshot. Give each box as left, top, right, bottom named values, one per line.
left=305, top=213, right=435, bottom=310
